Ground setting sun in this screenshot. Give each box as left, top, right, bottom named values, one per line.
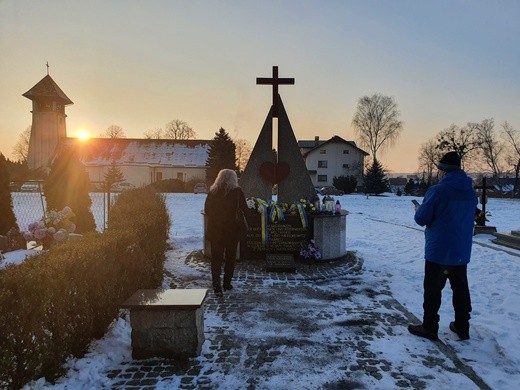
left=77, top=130, right=90, bottom=141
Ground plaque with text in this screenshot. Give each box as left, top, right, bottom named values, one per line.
left=239, top=214, right=311, bottom=265
left=265, top=253, right=296, bottom=272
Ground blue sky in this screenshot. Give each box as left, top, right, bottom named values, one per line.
left=1, top=0, right=519, bottom=172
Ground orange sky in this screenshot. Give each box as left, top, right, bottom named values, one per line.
left=1, top=1, right=519, bottom=173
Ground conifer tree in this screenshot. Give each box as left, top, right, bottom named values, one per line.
left=104, top=160, right=125, bottom=191
left=363, top=159, right=389, bottom=195
left=0, top=153, right=17, bottom=235
left=333, top=175, right=358, bottom=194
left=403, top=178, right=416, bottom=196
left=205, top=127, right=237, bottom=184
left=44, top=147, right=96, bottom=233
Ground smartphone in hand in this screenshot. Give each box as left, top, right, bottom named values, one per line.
left=411, top=200, right=420, bottom=207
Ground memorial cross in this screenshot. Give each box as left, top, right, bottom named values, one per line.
left=256, top=66, right=294, bottom=117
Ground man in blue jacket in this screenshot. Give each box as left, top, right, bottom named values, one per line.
left=408, top=151, right=478, bottom=341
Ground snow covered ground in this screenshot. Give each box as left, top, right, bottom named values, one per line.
left=9, top=193, right=520, bottom=389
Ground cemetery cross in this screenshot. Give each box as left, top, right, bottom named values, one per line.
left=474, top=176, right=494, bottom=226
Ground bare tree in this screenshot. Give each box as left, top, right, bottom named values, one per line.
left=351, top=93, right=403, bottom=163
left=233, top=137, right=252, bottom=173
left=502, top=121, right=520, bottom=194
left=435, top=123, right=481, bottom=169
left=473, top=118, right=505, bottom=180
left=164, top=119, right=196, bottom=140
left=418, top=139, right=443, bottom=185
left=12, top=126, right=31, bottom=163
left=100, top=125, right=126, bottom=138
left=144, top=128, right=164, bottom=139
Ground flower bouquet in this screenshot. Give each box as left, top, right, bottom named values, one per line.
left=300, top=239, right=322, bottom=262
left=23, top=207, right=76, bottom=249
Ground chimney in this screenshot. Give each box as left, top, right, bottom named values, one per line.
left=314, top=136, right=319, bottom=147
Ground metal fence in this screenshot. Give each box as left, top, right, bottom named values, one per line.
left=10, top=180, right=116, bottom=232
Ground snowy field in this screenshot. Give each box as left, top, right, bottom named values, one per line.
left=9, top=193, right=520, bottom=389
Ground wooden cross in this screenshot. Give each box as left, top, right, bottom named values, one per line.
left=256, top=66, right=294, bottom=117
left=46, top=61, right=49, bottom=75
left=474, top=176, right=494, bottom=225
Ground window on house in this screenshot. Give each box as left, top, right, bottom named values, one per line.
left=177, top=172, right=184, bottom=181
left=317, top=175, right=327, bottom=182
left=318, top=160, right=328, bottom=168
left=343, top=149, right=349, bottom=154
left=320, top=150, right=326, bottom=154
left=156, top=172, right=163, bottom=182
left=342, top=164, right=349, bottom=169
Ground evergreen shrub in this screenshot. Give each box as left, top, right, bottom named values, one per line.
left=0, top=187, right=170, bottom=388
left=44, top=147, right=96, bottom=234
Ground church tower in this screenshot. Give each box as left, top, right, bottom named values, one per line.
left=23, top=71, right=73, bottom=170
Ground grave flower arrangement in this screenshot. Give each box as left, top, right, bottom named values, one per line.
left=300, top=239, right=322, bottom=262
left=246, top=198, right=317, bottom=219
left=23, top=206, right=76, bottom=249
left=246, top=197, right=315, bottom=246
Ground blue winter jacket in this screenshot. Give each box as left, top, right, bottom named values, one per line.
left=414, top=169, right=477, bottom=265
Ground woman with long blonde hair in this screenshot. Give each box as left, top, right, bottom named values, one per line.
left=204, top=169, right=248, bottom=297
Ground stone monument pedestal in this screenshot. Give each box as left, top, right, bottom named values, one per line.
left=313, top=210, right=348, bottom=260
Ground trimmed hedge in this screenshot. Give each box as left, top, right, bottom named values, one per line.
left=0, top=187, right=170, bottom=388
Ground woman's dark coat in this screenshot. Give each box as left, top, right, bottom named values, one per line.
left=204, top=187, right=248, bottom=242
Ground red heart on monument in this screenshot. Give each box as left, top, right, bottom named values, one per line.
left=260, top=162, right=290, bottom=184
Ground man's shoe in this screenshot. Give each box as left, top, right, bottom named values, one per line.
left=408, top=324, right=438, bottom=341
left=223, top=284, right=233, bottom=291
left=449, top=322, right=469, bottom=340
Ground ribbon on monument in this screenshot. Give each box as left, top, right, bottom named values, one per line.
left=269, top=202, right=285, bottom=224
left=295, top=202, right=308, bottom=229
left=255, top=199, right=269, bottom=247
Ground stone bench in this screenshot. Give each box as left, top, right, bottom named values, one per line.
left=122, top=289, right=208, bottom=359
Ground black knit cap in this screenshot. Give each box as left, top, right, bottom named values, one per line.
left=437, top=151, right=461, bottom=172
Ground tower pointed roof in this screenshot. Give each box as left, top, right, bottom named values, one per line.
left=23, top=74, right=73, bottom=105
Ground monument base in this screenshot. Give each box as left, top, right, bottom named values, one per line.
left=203, top=211, right=348, bottom=265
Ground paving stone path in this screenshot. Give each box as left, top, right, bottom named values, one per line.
left=109, top=251, right=489, bottom=390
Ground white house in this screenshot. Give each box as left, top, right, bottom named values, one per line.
left=298, top=135, right=369, bottom=188
left=63, top=138, right=210, bottom=187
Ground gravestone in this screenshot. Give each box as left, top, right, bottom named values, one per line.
left=492, top=230, right=520, bottom=250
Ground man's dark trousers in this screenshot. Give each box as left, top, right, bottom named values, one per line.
left=423, top=260, right=472, bottom=334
